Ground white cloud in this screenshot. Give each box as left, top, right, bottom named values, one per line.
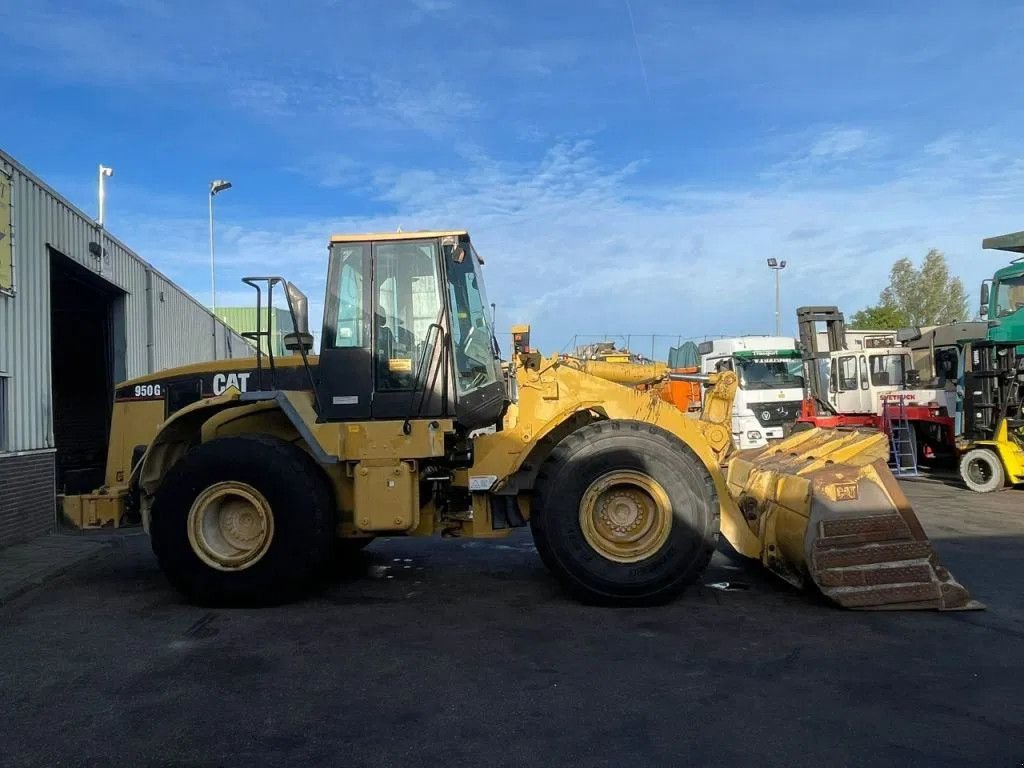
left=109, top=133, right=1024, bottom=359
left=809, top=128, right=871, bottom=158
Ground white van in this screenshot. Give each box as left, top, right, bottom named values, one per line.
left=698, top=336, right=804, bottom=449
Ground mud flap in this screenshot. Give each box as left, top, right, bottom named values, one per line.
left=726, top=428, right=983, bottom=611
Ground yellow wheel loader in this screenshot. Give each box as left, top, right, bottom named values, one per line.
left=68, top=230, right=978, bottom=609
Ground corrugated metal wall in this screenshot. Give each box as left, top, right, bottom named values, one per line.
left=0, top=149, right=253, bottom=453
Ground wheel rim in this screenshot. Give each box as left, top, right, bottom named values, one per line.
left=966, top=457, right=993, bottom=486
left=578, top=470, right=673, bottom=563
left=188, top=481, right=275, bottom=571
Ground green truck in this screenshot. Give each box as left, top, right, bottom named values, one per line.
left=981, top=231, right=1024, bottom=346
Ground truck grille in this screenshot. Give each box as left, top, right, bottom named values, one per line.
left=750, top=400, right=803, bottom=427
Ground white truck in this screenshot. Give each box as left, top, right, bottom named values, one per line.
left=697, top=336, right=804, bottom=449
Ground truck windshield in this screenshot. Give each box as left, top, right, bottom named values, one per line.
left=993, top=274, right=1024, bottom=318
left=736, top=359, right=804, bottom=390
left=446, top=243, right=501, bottom=395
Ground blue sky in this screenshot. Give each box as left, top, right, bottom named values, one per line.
left=3, top=0, right=1024, bottom=355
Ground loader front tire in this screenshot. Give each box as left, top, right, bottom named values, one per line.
left=531, top=420, right=719, bottom=605
left=151, top=435, right=335, bottom=605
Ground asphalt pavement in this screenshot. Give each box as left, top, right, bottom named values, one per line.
left=1, top=480, right=1022, bottom=768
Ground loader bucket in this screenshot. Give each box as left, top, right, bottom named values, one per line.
left=725, top=428, right=982, bottom=611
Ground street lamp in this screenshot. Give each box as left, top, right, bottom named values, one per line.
left=208, top=179, right=232, bottom=314
left=97, top=165, right=114, bottom=226
left=767, top=258, right=787, bottom=336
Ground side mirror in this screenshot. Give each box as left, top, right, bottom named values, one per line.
left=285, top=281, right=310, bottom=335
left=284, top=281, right=314, bottom=351
left=980, top=281, right=990, bottom=317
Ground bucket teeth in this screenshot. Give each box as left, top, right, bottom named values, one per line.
left=725, top=428, right=983, bottom=611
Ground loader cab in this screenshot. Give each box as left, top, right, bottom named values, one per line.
left=317, top=231, right=505, bottom=432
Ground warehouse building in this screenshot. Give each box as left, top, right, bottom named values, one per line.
left=0, top=149, right=253, bottom=548
left=216, top=306, right=294, bottom=358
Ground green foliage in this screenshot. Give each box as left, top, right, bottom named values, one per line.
left=849, top=304, right=908, bottom=330
left=849, top=249, right=968, bottom=329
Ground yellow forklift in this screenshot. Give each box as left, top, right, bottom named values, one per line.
left=959, top=341, right=1024, bottom=491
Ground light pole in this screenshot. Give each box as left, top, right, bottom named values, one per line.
left=96, top=165, right=114, bottom=276
left=97, top=165, right=114, bottom=226
left=767, top=258, right=787, bottom=336
left=208, top=179, right=232, bottom=314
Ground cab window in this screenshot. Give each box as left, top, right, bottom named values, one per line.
left=374, top=241, right=444, bottom=391
left=869, top=354, right=905, bottom=387
left=838, top=356, right=858, bottom=391
left=324, top=244, right=368, bottom=349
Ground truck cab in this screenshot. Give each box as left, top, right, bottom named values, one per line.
left=698, top=336, right=803, bottom=449
left=825, top=341, right=958, bottom=417
left=981, top=231, right=1024, bottom=348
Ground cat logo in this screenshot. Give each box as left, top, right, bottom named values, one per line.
left=834, top=483, right=859, bottom=501
left=212, top=372, right=252, bottom=395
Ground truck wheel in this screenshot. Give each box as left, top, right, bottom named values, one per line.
left=150, top=435, right=335, bottom=605
left=959, top=448, right=1006, bottom=493
left=530, top=420, right=719, bottom=605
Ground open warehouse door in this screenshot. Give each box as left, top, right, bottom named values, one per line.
left=49, top=249, right=126, bottom=497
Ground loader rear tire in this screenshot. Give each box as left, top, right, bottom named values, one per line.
left=959, top=448, right=1006, bottom=493
left=531, top=420, right=719, bottom=605
left=150, top=435, right=335, bottom=606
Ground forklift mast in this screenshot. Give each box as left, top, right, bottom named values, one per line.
left=963, top=342, right=1024, bottom=440
left=796, top=305, right=847, bottom=401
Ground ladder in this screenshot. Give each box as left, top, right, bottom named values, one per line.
left=882, top=395, right=919, bottom=476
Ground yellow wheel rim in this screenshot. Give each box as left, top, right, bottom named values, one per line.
left=578, top=470, right=673, bottom=563
left=187, top=481, right=275, bottom=571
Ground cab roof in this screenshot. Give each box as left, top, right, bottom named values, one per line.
left=982, top=230, right=1024, bottom=254
left=329, top=230, right=469, bottom=244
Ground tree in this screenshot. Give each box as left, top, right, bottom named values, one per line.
left=849, top=304, right=907, bottom=330
left=849, top=249, right=968, bottom=329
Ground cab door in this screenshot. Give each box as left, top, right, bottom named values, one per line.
left=318, top=242, right=373, bottom=420
left=832, top=354, right=872, bottom=413
left=369, top=239, right=449, bottom=421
